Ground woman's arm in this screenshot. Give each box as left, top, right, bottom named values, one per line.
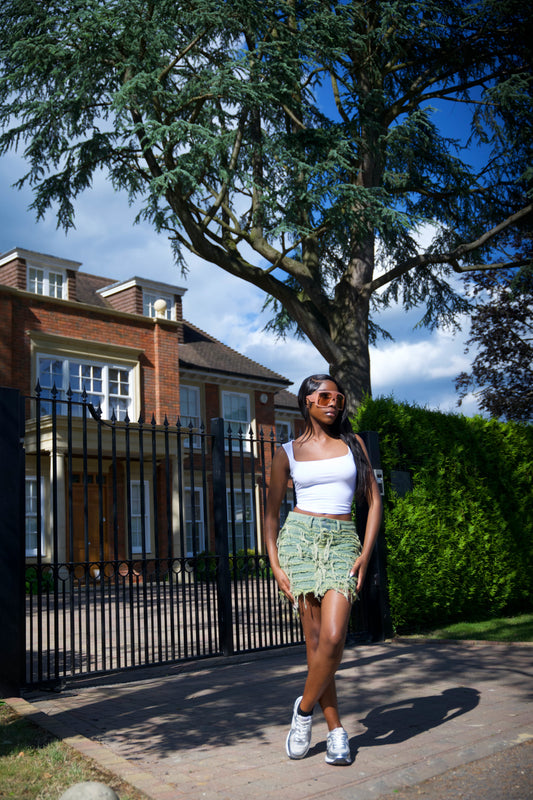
left=349, top=435, right=383, bottom=594
left=264, top=446, right=294, bottom=603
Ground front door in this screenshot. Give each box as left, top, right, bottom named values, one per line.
left=69, top=474, right=108, bottom=564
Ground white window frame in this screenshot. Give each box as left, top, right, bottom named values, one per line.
left=130, top=480, right=151, bottom=555
left=184, top=487, right=206, bottom=556
left=37, top=353, right=134, bottom=421
left=28, top=266, right=66, bottom=299
left=227, top=488, right=255, bottom=553
left=25, top=476, right=45, bottom=556
left=222, top=390, right=251, bottom=452
left=143, top=291, right=175, bottom=320
left=180, top=385, right=202, bottom=448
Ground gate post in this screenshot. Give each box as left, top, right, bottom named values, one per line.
left=355, top=431, right=394, bottom=642
left=210, top=418, right=234, bottom=656
left=0, top=387, right=26, bottom=689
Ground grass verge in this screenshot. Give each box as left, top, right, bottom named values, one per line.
left=417, top=612, right=533, bottom=642
left=0, top=701, right=149, bottom=800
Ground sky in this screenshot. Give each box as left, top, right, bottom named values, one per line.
left=0, top=149, right=480, bottom=416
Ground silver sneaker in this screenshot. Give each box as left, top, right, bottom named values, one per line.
left=325, top=727, right=352, bottom=765
left=286, top=696, right=313, bottom=759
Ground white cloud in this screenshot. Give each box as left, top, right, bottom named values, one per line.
left=371, top=328, right=471, bottom=389
left=238, top=328, right=329, bottom=389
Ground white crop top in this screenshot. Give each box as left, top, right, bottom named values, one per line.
left=282, top=440, right=357, bottom=515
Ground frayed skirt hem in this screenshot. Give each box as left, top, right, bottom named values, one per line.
left=277, top=511, right=361, bottom=610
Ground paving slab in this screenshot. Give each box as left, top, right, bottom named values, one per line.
left=6, top=639, right=533, bottom=800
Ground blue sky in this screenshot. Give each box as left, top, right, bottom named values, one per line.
left=0, top=149, right=478, bottom=414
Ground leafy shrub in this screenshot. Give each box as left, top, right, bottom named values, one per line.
left=25, top=566, right=54, bottom=595
left=231, top=549, right=269, bottom=579
left=194, top=552, right=218, bottom=582
left=194, top=549, right=269, bottom=582
left=354, top=398, right=533, bottom=632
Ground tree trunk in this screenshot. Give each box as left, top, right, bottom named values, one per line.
left=326, top=232, right=374, bottom=414
left=328, top=290, right=372, bottom=415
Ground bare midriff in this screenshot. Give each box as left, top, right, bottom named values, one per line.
left=293, top=506, right=352, bottom=521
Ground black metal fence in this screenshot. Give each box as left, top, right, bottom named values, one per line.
left=0, top=386, right=391, bottom=691
left=1, top=386, right=305, bottom=688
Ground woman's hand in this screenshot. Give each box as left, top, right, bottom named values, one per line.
left=272, top=564, right=294, bottom=606
left=349, top=554, right=370, bottom=594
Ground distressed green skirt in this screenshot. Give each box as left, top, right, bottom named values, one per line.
left=277, top=511, right=362, bottom=602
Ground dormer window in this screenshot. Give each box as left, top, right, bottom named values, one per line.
left=143, top=291, right=174, bottom=320
left=28, top=266, right=66, bottom=299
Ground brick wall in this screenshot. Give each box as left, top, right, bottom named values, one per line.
left=175, top=296, right=184, bottom=342
left=105, top=285, right=143, bottom=315
left=0, top=293, right=14, bottom=386
left=153, top=319, right=180, bottom=423
left=66, top=270, right=77, bottom=302
left=0, top=289, right=181, bottom=421
left=0, top=256, right=26, bottom=290
left=204, top=382, right=220, bottom=423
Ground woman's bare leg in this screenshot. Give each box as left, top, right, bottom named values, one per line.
left=298, top=590, right=352, bottom=730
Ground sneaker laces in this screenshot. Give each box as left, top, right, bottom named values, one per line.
left=293, top=713, right=312, bottom=743
left=328, top=727, right=347, bottom=750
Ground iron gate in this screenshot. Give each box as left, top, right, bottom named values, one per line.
left=0, top=386, right=303, bottom=688
left=0, top=386, right=391, bottom=690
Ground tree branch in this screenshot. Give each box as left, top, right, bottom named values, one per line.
left=200, top=113, right=247, bottom=231
left=452, top=258, right=532, bottom=273
left=157, top=30, right=208, bottom=84
left=369, top=204, right=533, bottom=292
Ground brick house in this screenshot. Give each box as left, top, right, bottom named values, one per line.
left=0, top=247, right=302, bottom=565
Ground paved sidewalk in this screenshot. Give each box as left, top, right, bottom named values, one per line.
left=6, top=639, right=533, bottom=800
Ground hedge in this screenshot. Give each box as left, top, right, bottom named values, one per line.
left=353, top=397, right=533, bottom=633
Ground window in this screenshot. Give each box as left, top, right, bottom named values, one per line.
left=227, top=489, right=254, bottom=553
left=276, top=420, right=292, bottom=443
left=184, top=488, right=205, bottom=556
left=222, top=391, right=251, bottom=451
left=25, top=477, right=44, bottom=556
left=37, top=354, right=133, bottom=420
left=130, top=481, right=151, bottom=554
left=180, top=385, right=201, bottom=447
left=28, top=266, right=65, bottom=299
left=143, top=291, right=174, bottom=320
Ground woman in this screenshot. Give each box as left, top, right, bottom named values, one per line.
left=265, top=374, right=382, bottom=765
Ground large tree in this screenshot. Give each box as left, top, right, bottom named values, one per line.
left=1, top=0, right=531, bottom=411
left=455, top=247, right=533, bottom=422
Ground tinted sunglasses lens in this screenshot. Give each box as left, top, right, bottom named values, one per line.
left=317, top=392, right=344, bottom=409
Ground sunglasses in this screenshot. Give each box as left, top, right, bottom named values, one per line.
left=307, top=390, right=345, bottom=410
